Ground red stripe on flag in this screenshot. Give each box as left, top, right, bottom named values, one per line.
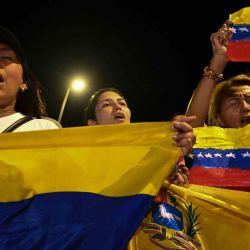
left=227, top=40, right=250, bottom=62
left=189, top=167, right=250, bottom=191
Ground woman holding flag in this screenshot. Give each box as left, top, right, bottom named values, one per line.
left=84, top=87, right=197, bottom=249
left=84, top=87, right=196, bottom=184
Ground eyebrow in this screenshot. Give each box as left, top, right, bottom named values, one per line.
left=99, top=98, right=125, bottom=103
left=0, top=47, right=13, bottom=52
left=229, top=92, right=250, bottom=96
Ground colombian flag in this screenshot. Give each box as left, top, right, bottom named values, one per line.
left=0, top=122, right=180, bottom=250
left=188, top=125, right=250, bottom=191
left=227, top=7, right=250, bottom=61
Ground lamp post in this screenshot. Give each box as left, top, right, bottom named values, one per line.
left=57, top=78, right=86, bottom=123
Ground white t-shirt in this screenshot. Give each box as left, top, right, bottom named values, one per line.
left=0, top=113, right=60, bottom=133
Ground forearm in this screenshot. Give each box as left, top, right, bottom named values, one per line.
left=186, top=55, right=227, bottom=127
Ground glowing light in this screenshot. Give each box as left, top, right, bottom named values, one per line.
left=71, top=79, right=86, bottom=91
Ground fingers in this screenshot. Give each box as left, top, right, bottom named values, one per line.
left=172, top=173, right=186, bottom=185
left=171, top=115, right=196, bottom=156
left=175, top=138, right=194, bottom=156
left=171, top=115, right=195, bottom=133
left=171, top=120, right=193, bottom=133
left=169, top=166, right=190, bottom=185
left=214, top=21, right=234, bottom=42
left=172, top=115, right=197, bottom=123
left=180, top=166, right=189, bottom=175
left=210, top=20, right=234, bottom=55
left=173, top=131, right=196, bottom=156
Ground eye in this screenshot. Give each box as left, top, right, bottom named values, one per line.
left=0, top=56, right=14, bottom=62
left=228, top=98, right=241, bottom=106
left=119, top=101, right=127, bottom=106
left=101, top=103, right=110, bottom=108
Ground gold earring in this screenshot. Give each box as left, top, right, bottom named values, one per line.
left=20, top=84, right=28, bottom=92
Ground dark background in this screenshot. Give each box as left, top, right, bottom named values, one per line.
left=2, top=1, right=250, bottom=127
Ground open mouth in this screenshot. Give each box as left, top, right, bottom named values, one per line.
left=0, top=73, right=3, bottom=83
left=114, top=113, right=125, bottom=120
left=241, top=116, right=250, bottom=127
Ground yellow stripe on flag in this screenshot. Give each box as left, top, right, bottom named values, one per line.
left=0, top=122, right=180, bottom=202
left=229, top=7, right=250, bottom=24
left=193, top=124, right=250, bottom=149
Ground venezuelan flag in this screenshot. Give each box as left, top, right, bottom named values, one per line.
left=0, top=122, right=180, bottom=250
left=128, top=181, right=250, bottom=250
left=227, top=7, right=250, bottom=62
left=188, top=125, right=250, bottom=191
left=128, top=182, right=250, bottom=250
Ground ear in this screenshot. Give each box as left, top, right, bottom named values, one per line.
left=87, top=119, right=97, bottom=126
left=216, top=114, right=225, bottom=127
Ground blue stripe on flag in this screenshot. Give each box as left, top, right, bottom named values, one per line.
left=189, top=148, right=250, bottom=169
left=231, top=24, right=250, bottom=41
left=0, top=192, right=153, bottom=250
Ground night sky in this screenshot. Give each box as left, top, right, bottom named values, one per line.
left=2, top=1, right=250, bottom=127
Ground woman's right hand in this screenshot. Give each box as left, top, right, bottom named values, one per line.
left=210, top=20, right=234, bottom=58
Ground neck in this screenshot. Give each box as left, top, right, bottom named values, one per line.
left=0, top=107, right=16, bottom=118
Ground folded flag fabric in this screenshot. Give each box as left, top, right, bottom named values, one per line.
left=128, top=123, right=250, bottom=249
left=227, top=7, right=250, bottom=62
left=188, top=125, right=250, bottom=191
left=128, top=182, right=250, bottom=250
left=0, top=122, right=180, bottom=250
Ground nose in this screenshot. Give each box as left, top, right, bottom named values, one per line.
left=241, top=99, right=250, bottom=112
left=114, top=102, right=122, bottom=110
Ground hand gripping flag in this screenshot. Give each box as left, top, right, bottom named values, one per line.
left=0, top=122, right=180, bottom=250
left=127, top=126, right=250, bottom=250
left=227, top=7, right=250, bottom=61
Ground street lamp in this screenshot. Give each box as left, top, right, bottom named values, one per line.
left=57, top=78, right=86, bottom=123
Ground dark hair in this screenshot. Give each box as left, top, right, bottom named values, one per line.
left=208, top=73, right=250, bottom=126
left=15, top=69, right=47, bottom=117
left=0, top=26, right=47, bottom=118
left=83, top=87, right=125, bottom=125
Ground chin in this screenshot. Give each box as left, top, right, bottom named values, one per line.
left=241, top=123, right=250, bottom=128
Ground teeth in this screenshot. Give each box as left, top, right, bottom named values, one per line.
left=115, top=115, right=124, bottom=119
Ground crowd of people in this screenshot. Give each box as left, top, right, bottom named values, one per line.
left=0, top=15, right=249, bottom=249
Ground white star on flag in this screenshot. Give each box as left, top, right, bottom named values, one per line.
left=226, top=152, right=236, bottom=158
left=214, top=153, right=222, bottom=158
left=242, top=151, right=250, bottom=157
left=238, top=27, right=249, bottom=32
left=188, top=154, right=194, bottom=159
left=197, top=152, right=204, bottom=158
left=205, top=153, right=212, bottom=158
